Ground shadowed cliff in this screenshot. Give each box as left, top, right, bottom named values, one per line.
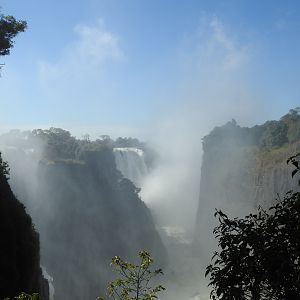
left=0, top=130, right=166, bottom=300
left=0, top=153, right=48, bottom=299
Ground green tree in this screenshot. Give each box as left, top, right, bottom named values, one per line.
left=281, top=108, right=300, bottom=143
left=260, top=120, right=288, bottom=149
left=98, top=251, right=165, bottom=300
left=205, top=154, right=300, bottom=300
left=0, top=13, right=27, bottom=56
left=32, top=127, right=79, bottom=160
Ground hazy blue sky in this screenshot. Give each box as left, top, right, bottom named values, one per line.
left=1, top=0, right=300, bottom=138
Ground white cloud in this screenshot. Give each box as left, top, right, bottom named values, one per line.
left=176, top=14, right=259, bottom=124
left=209, top=16, right=249, bottom=71
left=74, top=20, right=123, bottom=64
left=38, top=19, right=123, bottom=91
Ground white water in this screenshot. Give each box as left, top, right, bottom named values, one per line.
left=42, top=266, right=55, bottom=300
left=113, top=147, right=148, bottom=186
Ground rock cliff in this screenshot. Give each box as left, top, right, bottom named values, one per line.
left=0, top=154, right=48, bottom=299
left=195, top=110, right=300, bottom=260
left=1, top=141, right=166, bottom=300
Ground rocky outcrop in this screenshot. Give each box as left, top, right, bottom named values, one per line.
left=0, top=155, right=48, bottom=299
left=194, top=115, right=300, bottom=260
left=11, top=148, right=166, bottom=300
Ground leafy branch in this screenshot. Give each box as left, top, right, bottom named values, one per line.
left=98, top=251, right=165, bottom=300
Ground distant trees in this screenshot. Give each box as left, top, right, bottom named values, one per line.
left=114, top=137, right=145, bottom=149
left=0, top=127, right=155, bottom=166
left=205, top=154, right=300, bottom=299
left=0, top=13, right=26, bottom=56
left=32, top=127, right=78, bottom=160
left=202, top=108, right=300, bottom=152
left=259, top=120, right=288, bottom=149
left=281, top=108, right=300, bottom=143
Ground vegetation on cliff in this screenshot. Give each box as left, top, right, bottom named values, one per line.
left=195, top=109, right=300, bottom=274
left=205, top=154, right=300, bottom=299
left=203, top=108, right=300, bottom=153
left=0, top=128, right=156, bottom=169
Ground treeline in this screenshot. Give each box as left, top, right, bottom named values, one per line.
left=203, top=108, right=300, bottom=152
left=0, top=128, right=155, bottom=164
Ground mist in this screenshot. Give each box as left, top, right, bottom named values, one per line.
left=139, top=15, right=261, bottom=235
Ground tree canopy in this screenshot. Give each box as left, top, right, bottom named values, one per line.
left=202, top=108, right=300, bottom=152
left=205, top=154, right=300, bottom=300
left=0, top=13, right=27, bottom=56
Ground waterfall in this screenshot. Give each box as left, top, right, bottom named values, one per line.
left=42, top=266, right=55, bottom=300
left=113, top=147, right=148, bottom=186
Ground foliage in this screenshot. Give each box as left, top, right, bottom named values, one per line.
left=259, top=120, right=288, bottom=149
left=0, top=14, right=27, bottom=56
left=4, top=293, right=39, bottom=300
left=205, top=154, right=300, bottom=299
left=287, top=152, right=300, bottom=182
left=114, top=137, right=145, bottom=149
left=281, top=108, right=300, bottom=143
left=0, top=151, right=10, bottom=179
left=32, top=127, right=79, bottom=160
left=202, top=108, right=300, bottom=153
left=98, top=251, right=165, bottom=300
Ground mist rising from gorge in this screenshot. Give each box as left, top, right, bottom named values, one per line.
left=138, top=16, right=263, bottom=237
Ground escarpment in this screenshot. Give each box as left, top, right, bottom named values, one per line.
left=195, top=109, right=300, bottom=257
left=0, top=154, right=48, bottom=299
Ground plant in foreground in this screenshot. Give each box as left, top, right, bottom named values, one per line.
left=205, top=153, right=300, bottom=300
left=4, top=292, right=39, bottom=300
left=98, top=250, right=165, bottom=300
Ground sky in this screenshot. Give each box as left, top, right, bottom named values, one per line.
left=1, top=0, right=300, bottom=138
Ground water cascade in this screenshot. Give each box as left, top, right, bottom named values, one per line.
left=113, top=147, right=148, bottom=186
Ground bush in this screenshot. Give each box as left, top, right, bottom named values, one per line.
left=205, top=154, right=300, bottom=300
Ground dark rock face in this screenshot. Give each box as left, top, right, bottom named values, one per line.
left=0, top=163, right=48, bottom=299
left=24, top=149, right=166, bottom=300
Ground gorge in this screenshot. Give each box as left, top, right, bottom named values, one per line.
left=0, top=109, right=300, bottom=300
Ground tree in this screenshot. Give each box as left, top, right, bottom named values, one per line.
left=32, top=127, right=79, bottom=160
left=98, top=251, right=165, bottom=300
left=205, top=154, right=300, bottom=300
left=0, top=151, right=10, bottom=179
left=260, top=120, right=288, bottom=149
left=0, top=13, right=27, bottom=56
left=281, top=108, right=300, bottom=143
